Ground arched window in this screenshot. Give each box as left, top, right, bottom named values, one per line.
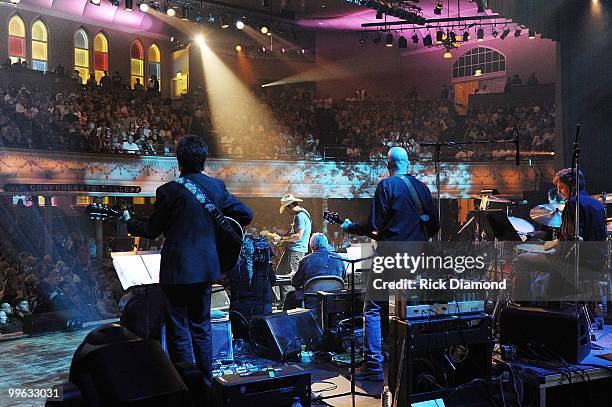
left=147, top=44, right=161, bottom=91
left=31, top=20, right=48, bottom=72
left=130, top=40, right=144, bottom=89
left=8, top=15, right=26, bottom=64
left=94, top=32, right=109, bottom=84
left=452, top=46, right=506, bottom=79
left=74, top=29, right=90, bottom=83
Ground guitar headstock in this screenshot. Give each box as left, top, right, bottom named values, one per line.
left=85, top=203, right=121, bottom=221
left=323, top=211, right=342, bottom=225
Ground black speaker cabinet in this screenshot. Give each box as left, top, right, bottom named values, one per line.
left=389, top=314, right=493, bottom=405
left=499, top=305, right=591, bottom=364
left=250, top=309, right=323, bottom=361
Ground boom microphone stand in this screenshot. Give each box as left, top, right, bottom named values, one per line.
left=316, top=253, right=377, bottom=407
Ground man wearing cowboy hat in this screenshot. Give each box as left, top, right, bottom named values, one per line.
left=273, top=194, right=312, bottom=302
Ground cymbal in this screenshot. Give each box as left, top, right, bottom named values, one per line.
left=593, top=194, right=612, bottom=203
left=530, top=203, right=564, bottom=228
left=469, top=195, right=512, bottom=203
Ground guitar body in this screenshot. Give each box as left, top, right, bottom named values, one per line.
left=218, top=217, right=244, bottom=273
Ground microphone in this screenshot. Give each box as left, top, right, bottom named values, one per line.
left=514, top=129, right=520, bottom=166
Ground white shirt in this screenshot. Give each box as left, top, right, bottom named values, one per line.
left=122, top=141, right=140, bottom=153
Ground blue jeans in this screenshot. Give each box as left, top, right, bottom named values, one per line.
left=363, top=299, right=385, bottom=370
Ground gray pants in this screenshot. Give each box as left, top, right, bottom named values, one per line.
left=274, top=249, right=305, bottom=302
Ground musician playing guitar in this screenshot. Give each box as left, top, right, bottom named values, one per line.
left=273, top=194, right=312, bottom=302
left=121, top=136, right=253, bottom=380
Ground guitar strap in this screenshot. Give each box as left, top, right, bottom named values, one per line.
left=397, top=175, right=430, bottom=223
left=174, top=176, right=242, bottom=243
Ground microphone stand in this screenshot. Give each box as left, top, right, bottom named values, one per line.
left=570, top=124, right=581, bottom=311
left=419, top=137, right=519, bottom=242
left=316, top=253, right=378, bottom=407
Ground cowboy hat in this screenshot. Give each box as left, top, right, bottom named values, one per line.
left=279, top=194, right=303, bottom=213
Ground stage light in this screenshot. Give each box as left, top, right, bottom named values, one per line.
left=436, top=30, right=444, bottom=44
left=476, top=0, right=486, bottom=13
left=195, top=35, right=204, bottom=45
left=220, top=16, right=229, bottom=28
left=167, top=7, right=176, bottom=17
left=434, top=1, right=443, bottom=15
left=235, top=20, right=245, bottom=30
left=500, top=28, right=511, bottom=40
left=463, top=31, right=471, bottom=41
left=260, top=26, right=269, bottom=34
left=170, top=36, right=175, bottom=42
left=474, top=69, right=482, bottom=76
left=443, top=50, right=453, bottom=59
left=528, top=29, right=536, bottom=39
left=477, top=28, right=484, bottom=41
left=514, top=28, right=522, bottom=37
left=423, top=33, right=432, bottom=47
left=139, top=2, right=149, bottom=12
left=90, top=0, right=101, bottom=5
left=411, top=33, right=419, bottom=44
left=376, top=11, right=383, bottom=19
left=266, top=32, right=272, bottom=36
left=110, top=0, right=120, bottom=6
left=448, top=31, right=457, bottom=43
left=492, top=29, right=499, bottom=37
left=125, top=0, right=133, bottom=11
left=385, top=33, right=394, bottom=47
left=235, top=44, right=242, bottom=52
left=301, top=49, right=305, bottom=54
left=359, top=36, right=366, bottom=45
left=10, top=0, right=21, bottom=4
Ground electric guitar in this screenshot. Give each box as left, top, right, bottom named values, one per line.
left=85, top=203, right=244, bottom=273
left=260, top=230, right=284, bottom=245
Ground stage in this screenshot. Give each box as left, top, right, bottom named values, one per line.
left=0, top=319, right=383, bottom=407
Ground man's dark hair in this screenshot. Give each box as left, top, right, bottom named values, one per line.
left=176, top=135, right=208, bottom=173
left=555, top=168, right=585, bottom=191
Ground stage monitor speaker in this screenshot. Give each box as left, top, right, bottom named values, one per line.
left=499, top=305, right=591, bottom=364
left=69, top=323, right=190, bottom=407
left=212, top=316, right=233, bottom=362
left=23, top=310, right=83, bottom=335
left=389, top=314, right=493, bottom=405
left=250, top=309, right=323, bottom=361
left=211, top=284, right=230, bottom=311
left=212, top=364, right=311, bottom=407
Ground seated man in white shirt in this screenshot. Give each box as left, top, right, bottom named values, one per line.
left=122, top=135, right=140, bottom=154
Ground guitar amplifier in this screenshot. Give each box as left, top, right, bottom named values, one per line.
left=389, top=314, right=493, bottom=405
left=316, top=290, right=365, bottom=352
left=212, top=365, right=311, bottom=407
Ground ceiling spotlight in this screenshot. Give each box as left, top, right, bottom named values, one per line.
left=463, top=31, right=471, bottom=41
left=411, top=33, right=419, bottom=44
left=195, top=35, right=204, bottom=45
left=514, top=28, right=522, bottom=37
left=260, top=26, right=269, bottom=34
left=138, top=2, right=149, bottom=12
left=125, top=0, right=133, bottom=11
left=376, top=11, right=383, bottom=19
left=167, top=7, right=176, bottom=17
left=443, top=50, right=453, bottom=59
left=492, top=29, right=499, bottom=37
left=266, top=32, right=272, bottom=36
left=110, top=0, right=120, bottom=5
left=476, top=0, right=486, bottom=13
left=474, top=69, right=483, bottom=76
left=398, top=36, right=408, bottom=48
left=235, top=44, right=242, bottom=52
left=260, top=46, right=266, bottom=52
left=448, top=31, right=457, bottom=43
left=423, top=33, right=433, bottom=47
left=500, top=28, right=511, bottom=40
left=434, top=1, right=443, bottom=15
left=385, top=33, right=394, bottom=47
left=235, top=20, right=245, bottom=30
left=10, top=0, right=21, bottom=4
left=220, top=16, right=229, bottom=28
left=90, top=0, right=101, bottom=5
left=436, top=30, right=444, bottom=44
left=528, top=29, right=536, bottom=39
left=477, top=28, right=484, bottom=41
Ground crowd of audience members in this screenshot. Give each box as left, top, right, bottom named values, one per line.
left=0, top=234, right=124, bottom=336
left=0, top=66, right=555, bottom=162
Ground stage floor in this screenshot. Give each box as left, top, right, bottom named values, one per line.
left=0, top=320, right=383, bottom=407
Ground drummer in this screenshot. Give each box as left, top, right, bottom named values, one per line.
left=514, top=168, right=607, bottom=302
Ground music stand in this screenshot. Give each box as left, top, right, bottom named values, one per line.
left=316, top=252, right=378, bottom=407
left=111, top=250, right=160, bottom=340
left=467, top=209, right=522, bottom=241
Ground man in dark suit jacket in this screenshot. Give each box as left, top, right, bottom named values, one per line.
left=122, top=135, right=252, bottom=378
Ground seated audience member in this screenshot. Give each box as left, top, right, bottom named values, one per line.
left=284, top=233, right=346, bottom=310
left=228, top=235, right=275, bottom=340
left=0, top=310, right=21, bottom=334
left=122, top=135, right=140, bottom=154
left=0, top=302, right=23, bottom=331
left=13, top=298, right=30, bottom=322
